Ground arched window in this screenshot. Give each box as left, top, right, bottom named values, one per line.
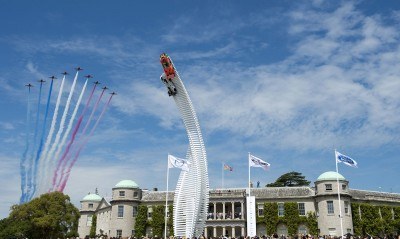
left=277, top=224, right=288, bottom=236
left=298, top=224, right=308, bottom=235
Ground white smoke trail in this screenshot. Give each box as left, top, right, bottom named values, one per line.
left=36, top=76, right=65, bottom=195
left=42, top=72, right=78, bottom=193
left=51, top=78, right=88, bottom=191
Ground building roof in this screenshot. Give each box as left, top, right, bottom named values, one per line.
left=316, top=171, right=345, bottom=181
left=252, top=187, right=315, bottom=198
left=82, top=193, right=102, bottom=202
left=140, top=187, right=315, bottom=201
left=349, top=189, right=400, bottom=202
left=141, top=191, right=175, bottom=202
left=114, top=179, right=139, bottom=189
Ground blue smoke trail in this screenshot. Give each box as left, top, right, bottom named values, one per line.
left=29, top=79, right=54, bottom=201
left=25, top=81, right=44, bottom=202
left=20, top=86, right=32, bottom=203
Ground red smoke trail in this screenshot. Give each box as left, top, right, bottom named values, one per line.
left=51, top=82, right=98, bottom=189
left=55, top=87, right=106, bottom=190
left=59, top=93, right=114, bottom=191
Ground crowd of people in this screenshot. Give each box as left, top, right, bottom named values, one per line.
left=81, top=233, right=400, bottom=239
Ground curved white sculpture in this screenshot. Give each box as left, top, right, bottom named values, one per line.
left=161, top=56, right=209, bottom=238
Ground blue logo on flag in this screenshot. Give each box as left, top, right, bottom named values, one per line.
left=338, top=155, right=355, bottom=165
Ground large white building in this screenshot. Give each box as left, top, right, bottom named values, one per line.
left=78, top=172, right=400, bottom=239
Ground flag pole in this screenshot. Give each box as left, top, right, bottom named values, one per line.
left=248, top=152, right=251, bottom=198
left=164, top=154, right=170, bottom=239
left=335, top=150, right=344, bottom=238
left=222, top=162, right=224, bottom=189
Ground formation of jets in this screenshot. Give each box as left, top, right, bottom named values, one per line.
left=24, top=67, right=116, bottom=96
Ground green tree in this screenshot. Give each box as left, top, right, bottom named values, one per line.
left=266, top=171, right=310, bottom=187
left=351, top=203, right=400, bottom=237
left=261, top=202, right=317, bottom=236
left=264, top=203, right=279, bottom=235
left=90, top=214, right=97, bottom=238
left=306, top=212, right=318, bottom=236
left=284, top=202, right=301, bottom=235
left=0, top=191, right=80, bottom=239
left=167, top=204, right=174, bottom=236
left=150, top=205, right=165, bottom=237
left=351, top=203, right=362, bottom=236
left=135, top=205, right=148, bottom=237
left=394, top=207, right=400, bottom=235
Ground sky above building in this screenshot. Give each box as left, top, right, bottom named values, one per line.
left=1, top=0, right=400, bottom=218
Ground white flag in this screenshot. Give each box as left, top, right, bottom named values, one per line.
left=249, top=154, right=270, bottom=171
left=335, top=151, right=358, bottom=168
left=168, top=154, right=190, bottom=171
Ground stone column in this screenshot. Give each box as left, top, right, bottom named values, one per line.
left=213, top=202, right=217, bottom=220
left=231, top=202, right=235, bottom=219
left=213, top=227, right=217, bottom=238
left=232, top=227, right=236, bottom=237
left=204, top=227, right=208, bottom=238
left=223, top=202, right=226, bottom=219
left=241, top=201, right=244, bottom=219
left=223, top=226, right=226, bottom=237
left=241, top=227, right=245, bottom=237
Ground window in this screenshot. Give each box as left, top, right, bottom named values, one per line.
left=148, top=212, right=153, bottom=218
left=86, top=215, right=93, bottom=226
left=133, top=206, right=138, bottom=217
left=327, top=201, right=334, bottom=214
left=298, top=225, right=307, bottom=234
left=278, top=203, right=284, bottom=216
left=118, top=205, right=124, bottom=217
left=298, top=203, right=305, bottom=216
left=88, top=203, right=93, bottom=209
left=325, top=184, right=332, bottom=191
left=258, top=204, right=264, bottom=217
left=119, top=191, right=125, bottom=197
left=277, top=224, right=288, bottom=236
left=344, top=201, right=349, bottom=214
left=342, top=184, right=347, bottom=190
left=117, top=230, right=122, bottom=237
left=328, top=228, right=336, bottom=236
left=133, top=191, right=138, bottom=197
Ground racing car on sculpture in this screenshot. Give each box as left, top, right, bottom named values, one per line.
left=160, top=53, right=177, bottom=96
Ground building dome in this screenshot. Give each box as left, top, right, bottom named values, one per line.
left=114, top=179, right=139, bottom=189
left=82, top=193, right=102, bottom=202
left=316, top=171, right=345, bottom=181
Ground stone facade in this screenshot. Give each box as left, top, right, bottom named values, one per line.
left=78, top=173, right=400, bottom=239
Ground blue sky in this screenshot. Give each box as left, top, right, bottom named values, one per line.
left=1, top=0, right=400, bottom=218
